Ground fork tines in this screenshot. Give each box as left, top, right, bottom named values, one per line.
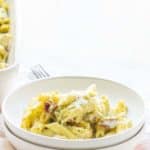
left=31, top=64, right=50, bottom=79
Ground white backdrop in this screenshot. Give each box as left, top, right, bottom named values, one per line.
left=16, top=0, right=150, bottom=63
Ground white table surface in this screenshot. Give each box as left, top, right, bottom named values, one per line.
left=16, top=0, right=150, bottom=60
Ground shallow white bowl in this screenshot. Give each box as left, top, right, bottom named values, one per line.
left=2, top=77, right=145, bottom=149
left=3, top=121, right=145, bottom=150
left=3, top=121, right=51, bottom=150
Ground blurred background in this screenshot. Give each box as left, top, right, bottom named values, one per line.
left=16, top=0, right=150, bottom=63
left=15, top=0, right=150, bottom=100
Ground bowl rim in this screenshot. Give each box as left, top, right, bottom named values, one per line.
left=2, top=76, right=145, bottom=144
left=0, top=62, right=18, bottom=73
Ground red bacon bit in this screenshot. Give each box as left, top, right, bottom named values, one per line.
left=44, top=101, right=58, bottom=113
left=44, top=102, right=51, bottom=112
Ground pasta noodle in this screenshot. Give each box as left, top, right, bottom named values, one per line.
left=21, top=84, right=132, bottom=139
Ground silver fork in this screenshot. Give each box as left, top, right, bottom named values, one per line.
left=30, top=64, right=50, bottom=79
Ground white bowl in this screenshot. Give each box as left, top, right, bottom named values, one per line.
left=2, top=77, right=145, bottom=149
left=0, top=63, right=19, bottom=104
left=0, top=0, right=19, bottom=103
left=3, top=121, right=51, bottom=150
left=3, top=121, right=145, bottom=150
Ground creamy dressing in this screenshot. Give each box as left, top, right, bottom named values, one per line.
left=0, top=8, right=7, bottom=18
left=101, top=119, right=117, bottom=129
left=73, top=98, right=88, bottom=108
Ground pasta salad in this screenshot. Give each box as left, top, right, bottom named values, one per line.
left=21, top=84, right=132, bottom=139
